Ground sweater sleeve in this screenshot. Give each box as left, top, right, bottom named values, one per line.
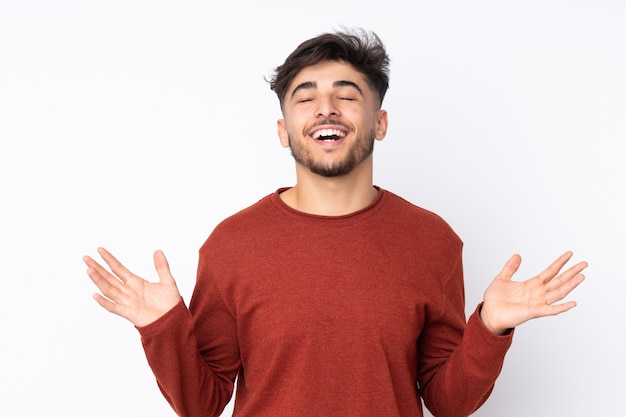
left=417, top=256, right=513, bottom=417
left=137, top=259, right=241, bottom=417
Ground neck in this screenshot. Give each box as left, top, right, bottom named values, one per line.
left=280, top=156, right=378, bottom=216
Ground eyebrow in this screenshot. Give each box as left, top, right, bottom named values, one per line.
left=290, top=80, right=364, bottom=99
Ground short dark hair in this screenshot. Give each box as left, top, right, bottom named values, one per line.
left=269, top=28, right=390, bottom=109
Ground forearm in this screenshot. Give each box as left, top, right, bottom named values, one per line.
left=419, top=305, right=514, bottom=417
left=138, top=299, right=236, bottom=417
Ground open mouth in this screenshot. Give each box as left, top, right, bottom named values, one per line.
left=311, top=128, right=347, bottom=142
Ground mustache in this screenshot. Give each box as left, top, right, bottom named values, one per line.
left=305, top=119, right=350, bottom=136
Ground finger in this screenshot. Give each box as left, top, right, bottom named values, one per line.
left=92, top=292, right=121, bottom=314
left=541, top=300, right=578, bottom=317
left=539, top=251, right=574, bottom=284
left=97, top=247, right=134, bottom=284
left=84, top=255, right=124, bottom=289
left=545, top=260, right=588, bottom=292
left=85, top=262, right=125, bottom=302
left=153, top=250, right=176, bottom=286
left=92, top=292, right=136, bottom=322
left=546, top=272, right=586, bottom=305
left=496, top=253, right=522, bottom=281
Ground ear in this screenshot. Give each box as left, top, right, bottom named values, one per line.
left=277, top=119, right=290, bottom=148
left=374, top=110, right=388, bottom=141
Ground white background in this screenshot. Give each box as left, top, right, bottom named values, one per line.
left=1, top=1, right=624, bottom=416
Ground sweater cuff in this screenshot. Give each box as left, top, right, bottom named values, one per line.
left=136, top=297, right=191, bottom=339
left=467, top=303, right=514, bottom=348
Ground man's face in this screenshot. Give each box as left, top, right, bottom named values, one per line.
left=277, top=60, right=387, bottom=177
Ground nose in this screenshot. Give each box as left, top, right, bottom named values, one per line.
left=315, top=96, right=340, bottom=118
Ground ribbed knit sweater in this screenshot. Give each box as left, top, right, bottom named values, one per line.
left=139, top=188, right=513, bottom=417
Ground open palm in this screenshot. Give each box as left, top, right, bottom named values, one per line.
left=84, top=247, right=181, bottom=327
left=480, top=251, right=587, bottom=335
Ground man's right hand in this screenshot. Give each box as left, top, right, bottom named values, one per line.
left=84, top=247, right=182, bottom=327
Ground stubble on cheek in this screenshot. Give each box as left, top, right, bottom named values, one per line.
left=287, top=130, right=376, bottom=178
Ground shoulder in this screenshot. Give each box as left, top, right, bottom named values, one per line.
left=199, top=192, right=277, bottom=253
left=218, top=194, right=276, bottom=229
left=379, top=189, right=460, bottom=243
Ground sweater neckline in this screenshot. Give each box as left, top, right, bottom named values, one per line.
left=269, top=186, right=387, bottom=224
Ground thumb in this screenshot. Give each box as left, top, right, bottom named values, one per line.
left=497, top=253, right=522, bottom=281
left=153, top=250, right=177, bottom=286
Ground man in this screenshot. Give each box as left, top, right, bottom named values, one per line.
left=84, top=29, right=587, bottom=417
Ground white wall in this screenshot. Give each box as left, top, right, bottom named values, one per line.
left=1, top=1, right=623, bottom=416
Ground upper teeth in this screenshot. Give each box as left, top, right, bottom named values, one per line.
left=312, top=129, right=346, bottom=139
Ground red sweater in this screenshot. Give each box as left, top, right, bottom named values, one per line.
left=139, top=188, right=513, bottom=417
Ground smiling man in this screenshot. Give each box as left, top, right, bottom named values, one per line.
left=85, top=29, right=587, bottom=417
left=276, top=59, right=386, bottom=215
left=278, top=60, right=385, bottom=180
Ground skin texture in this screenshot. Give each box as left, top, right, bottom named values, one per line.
left=481, top=251, right=587, bottom=334
left=276, top=60, right=387, bottom=216
left=84, top=247, right=180, bottom=327
left=85, top=60, right=587, bottom=332
left=278, top=61, right=384, bottom=178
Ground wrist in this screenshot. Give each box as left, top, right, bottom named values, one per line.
left=479, top=303, right=512, bottom=336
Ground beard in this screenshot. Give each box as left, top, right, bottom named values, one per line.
left=287, top=129, right=376, bottom=178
